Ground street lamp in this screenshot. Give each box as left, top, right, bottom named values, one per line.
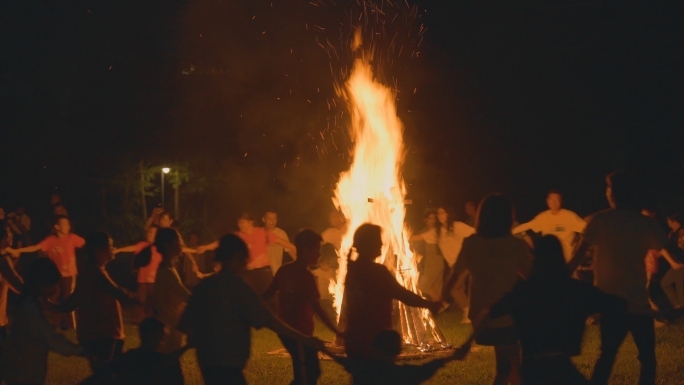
left=161, top=167, right=170, bottom=209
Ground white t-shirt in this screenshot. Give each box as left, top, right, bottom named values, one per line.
left=439, top=222, right=475, bottom=267
left=416, top=228, right=438, bottom=245
left=311, top=267, right=335, bottom=300
left=584, top=209, right=667, bottom=311
left=513, top=209, right=586, bottom=262
left=321, top=227, right=343, bottom=251
left=267, top=227, right=289, bottom=274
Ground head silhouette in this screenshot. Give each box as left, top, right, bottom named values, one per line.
left=605, top=171, right=636, bottom=209
left=373, top=330, right=402, bottom=360
left=531, top=235, right=569, bottom=281
left=353, top=223, right=382, bottom=261
left=214, top=233, right=250, bottom=272
left=139, top=317, right=167, bottom=350
left=475, top=194, right=514, bottom=238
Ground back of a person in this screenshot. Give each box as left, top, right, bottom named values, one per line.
left=185, top=273, right=254, bottom=369
left=275, top=262, right=316, bottom=335
left=75, top=268, right=124, bottom=343
left=507, top=279, right=599, bottom=357
left=589, top=209, right=663, bottom=309
left=1, top=297, right=51, bottom=383
left=344, top=261, right=394, bottom=357
left=461, top=234, right=530, bottom=320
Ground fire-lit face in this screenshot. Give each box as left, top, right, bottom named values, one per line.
left=263, top=212, right=278, bottom=231
left=159, top=214, right=173, bottom=228
left=667, top=218, right=681, bottom=232
left=146, top=226, right=158, bottom=243
left=425, top=213, right=437, bottom=228
left=238, top=219, right=254, bottom=233
left=55, top=218, right=71, bottom=236
left=437, top=208, right=449, bottom=225
left=547, top=193, right=562, bottom=212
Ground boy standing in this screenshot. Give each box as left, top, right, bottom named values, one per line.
left=8, top=215, right=84, bottom=329
left=263, top=229, right=339, bottom=385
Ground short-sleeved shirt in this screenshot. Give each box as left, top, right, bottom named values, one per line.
left=237, top=228, right=281, bottom=269
left=438, top=222, right=475, bottom=267
left=584, top=209, right=668, bottom=311
left=134, top=242, right=163, bottom=283
left=267, top=227, right=290, bottom=274
left=39, top=234, right=85, bottom=277
left=453, top=234, right=533, bottom=325
left=513, top=209, right=586, bottom=262
left=179, top=271, right=276, bottom=369
left=343, top=261, right=429, bottom=358
left=270, top=262, right=319, bottom=335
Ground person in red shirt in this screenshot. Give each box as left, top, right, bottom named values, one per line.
left=114, top=225, right=161, bottom=313
left=198, top=212, right=296, bottom=294
left=263, top=229, right=339, bottom=385
left=342, top=223, right=441, bottom=359
left=8, top=215, right=84, bottom=329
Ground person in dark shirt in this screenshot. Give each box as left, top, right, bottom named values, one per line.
left=329, top=330, right=464, bottom=385
left=460, top=235, right=625, bottom=385
left=80, top=317, right=186, bottom=385
left=178, top=234, right=325, bottom=385
left=263, top=229, right=339, bottom=385
left=342, top=223, right=441, bottom=359
left=56, top=231, right=139, bottom=371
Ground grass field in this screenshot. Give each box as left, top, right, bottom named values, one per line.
left=46, top=308, right=684, bottom=385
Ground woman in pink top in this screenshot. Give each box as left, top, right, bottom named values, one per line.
left=198, top=212, right=296, bottom=294
left=9, top=215, right=85, bottom=329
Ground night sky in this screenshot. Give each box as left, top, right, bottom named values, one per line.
left=2, top=0, right=683, bottom=240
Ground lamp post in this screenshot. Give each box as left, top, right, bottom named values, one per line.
left=161, top=167, right=170, bottom=209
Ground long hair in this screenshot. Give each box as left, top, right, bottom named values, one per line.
left=530, top=235, right=570, bottom=281
left=134, top=227, right=179, bottom=269
left=475, top=193, right=514, bottom=239
left=435, top=206, right=454, bottom=240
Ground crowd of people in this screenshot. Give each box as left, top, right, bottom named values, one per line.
left=0, top=170, right=683, bottom=384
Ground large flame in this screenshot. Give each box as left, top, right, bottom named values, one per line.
left=329, top=33, right=447, bottom=351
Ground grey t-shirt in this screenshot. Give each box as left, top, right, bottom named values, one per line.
left=584, top=209, right=667, bottom=312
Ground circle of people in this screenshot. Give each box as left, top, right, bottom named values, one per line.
left=0, top=170, right=683, bottom=385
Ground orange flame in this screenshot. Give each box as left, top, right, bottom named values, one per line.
left=330, top=31, right=419, bottom=322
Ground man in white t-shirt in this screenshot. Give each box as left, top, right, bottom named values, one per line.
left=513, top=191, right=586, bottom=262
left=264, top=210, right=290, bottom=275
left=321, top=210, right=347, bottom=251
